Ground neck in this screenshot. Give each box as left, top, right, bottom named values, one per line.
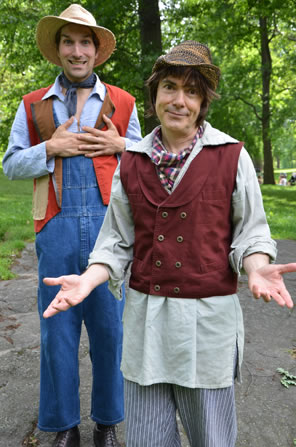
left=60, top=71, right=96, bottom=86
left=161, top=128, right=198, bottom=154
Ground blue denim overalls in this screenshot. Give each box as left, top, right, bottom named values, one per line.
left=35, top=153, right=124, bottom=431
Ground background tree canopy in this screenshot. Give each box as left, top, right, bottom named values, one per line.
left=1, top=0, right=295, bottom=183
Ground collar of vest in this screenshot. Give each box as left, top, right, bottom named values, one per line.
left=134, top=142, right=244, bottom=208
left=24, top=82, right=135, bottom=231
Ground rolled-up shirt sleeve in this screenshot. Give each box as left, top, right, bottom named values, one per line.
left=88, top=164, right=135, bottom=299
left=229, top=147, right=277, bottom=273
left=2, top=100, right=54, bottom=180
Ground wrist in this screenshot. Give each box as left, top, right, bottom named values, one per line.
left=119, top=137, right=126, bottom=153
left=45, top=139, right=55, bottom=160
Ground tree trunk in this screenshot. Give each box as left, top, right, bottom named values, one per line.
left=259, top=16, right=275, bottom=184
left=138, top=0, right=162, bottom=134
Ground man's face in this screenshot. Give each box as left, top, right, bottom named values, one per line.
left=155, top=75, right=203, bottom=138
left=57, top=23, right=98, bottom=82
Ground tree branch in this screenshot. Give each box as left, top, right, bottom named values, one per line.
left=235, top=96, right=262, bottom=122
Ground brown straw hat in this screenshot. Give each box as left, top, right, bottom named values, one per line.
left=152, top=40, right=221, bottom=90
left=36, top=4, right=116, bottom=67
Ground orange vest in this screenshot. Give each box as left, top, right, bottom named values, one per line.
left=23, top=82, right=135, bottom=232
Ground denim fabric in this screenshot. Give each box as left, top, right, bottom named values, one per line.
left=35, top=155, right=124, bottom=431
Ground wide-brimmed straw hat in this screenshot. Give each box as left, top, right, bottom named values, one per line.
left=152, top=40, right=221, bottom=90
left=36, top=4, right=116, bottom=67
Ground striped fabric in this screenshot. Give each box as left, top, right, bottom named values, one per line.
left=124, top=380, right=237, bottom=447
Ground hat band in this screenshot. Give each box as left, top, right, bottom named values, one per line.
left=63, top=15, right=95, bottom=25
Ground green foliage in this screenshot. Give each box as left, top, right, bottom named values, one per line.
left=0, top=0, right=296, bottom=172
left=277, top=368, right=296, bottom=389
left=168, top=0, right=296, bottom=172
left=0, top=167, right=34, bottom=280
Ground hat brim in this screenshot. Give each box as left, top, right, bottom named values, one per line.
left=153, top=59, right=221, bottom=91
left=36, top=16, right=116, bottom=67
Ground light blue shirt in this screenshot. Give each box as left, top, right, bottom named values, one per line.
left=3, top=74, right=142, bottom=180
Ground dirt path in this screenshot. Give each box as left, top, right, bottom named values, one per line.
left=0, top=240, right=296, bottom=446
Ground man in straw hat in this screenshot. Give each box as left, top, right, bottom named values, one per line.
left=3, top=4, right=142, bottom=447
left=42, top=40, right=296, bottom=446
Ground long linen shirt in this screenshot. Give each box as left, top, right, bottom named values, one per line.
left=90, top=122, right=276, bottom=389
left=3, top=74, right=142, bottom=180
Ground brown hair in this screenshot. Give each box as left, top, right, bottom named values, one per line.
left=146, top=65, right=219, bottom=127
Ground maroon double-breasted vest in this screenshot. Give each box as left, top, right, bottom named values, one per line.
left=120, top=141, right=243, bottom=299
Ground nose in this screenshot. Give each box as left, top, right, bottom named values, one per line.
left=173, top=89, right=185, bottom=107
left=72, top=43, right=83, bottom=58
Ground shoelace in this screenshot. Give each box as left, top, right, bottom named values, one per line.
left=103, top=426, right=118, bottom=447
left=55, top=430, right=74, bottom=447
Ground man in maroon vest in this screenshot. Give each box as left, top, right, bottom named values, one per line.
left=2, top=4, right=142, bottom=447
left=42, top=41, right=296, bottom=447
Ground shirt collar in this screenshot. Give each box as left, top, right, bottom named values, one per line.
left=41, top=73, right=106, bottom=101
left=152, top=126, right=202, bottom=153
left=127, top=121, right=240, bottom=159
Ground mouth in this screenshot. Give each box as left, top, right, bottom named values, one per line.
left=69, top=60, right=87, bottom=66
left=166, top=110, right=188, bottom=117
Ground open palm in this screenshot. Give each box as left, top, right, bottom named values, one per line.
left=248, top=263, right=296, bottom=308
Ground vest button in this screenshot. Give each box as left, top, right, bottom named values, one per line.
left=154, top=284, right=161, bottom=292
left=174, top=287, right=180, bottom=294
left=158, top=235, right=165, bottom=242
left=176, top=236, right=183, bottom=243
left=162, top=211, right=168, bottom=218
left=155, top=260, right=162, bottom=267
left=175, top=261, right=182, bottom=268
left=180, top=212, right=187, bottom=219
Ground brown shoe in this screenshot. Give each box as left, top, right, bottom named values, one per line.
left=93, top=424, right=121, bottom=447
left=52, top=426, right=80, bottom=447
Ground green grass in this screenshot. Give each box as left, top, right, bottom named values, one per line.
left=261, top=185, right=296, bottom=240
left=0, top=167, right=35, bottom=279
left=0, top=163, right=295, bottom=280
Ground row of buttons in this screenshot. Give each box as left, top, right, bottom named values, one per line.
left=161, top=211, right=187, bottom=219
left=155, top=260, right=182, bottom=268
left=154, top=284, right=180, bottom=294
left=157, top=235, right=184, bottom=242
left=154, top=211, right=187, bottom=296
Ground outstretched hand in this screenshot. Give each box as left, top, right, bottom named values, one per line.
left=43, top=264, right=110, bottom=318
left=78, top=114, right=125, bottom=157
left=43, top=275, right=93, bottom=318
left=247, top=263, right=296, bottom=309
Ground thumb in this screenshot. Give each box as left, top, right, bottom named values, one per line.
left=59, top=116, right=75, bottom=130
left=43, top=276, right=63, bottom=286
left=277, top=262, right=296, bottom=274
left=103, top=114, right=116, bottom=130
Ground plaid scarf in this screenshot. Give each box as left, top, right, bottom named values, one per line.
left=151, top=127, right=203, bottom=191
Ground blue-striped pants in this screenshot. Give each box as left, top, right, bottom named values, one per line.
left=124, top=380, right=237, bottom=447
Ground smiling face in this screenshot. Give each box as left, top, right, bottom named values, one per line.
left=57, top=23, right=98, bottom=82
left=155, top=76, right=203, bottom=140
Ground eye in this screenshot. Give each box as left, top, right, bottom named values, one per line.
left=188, top=88, right=198, bottom=95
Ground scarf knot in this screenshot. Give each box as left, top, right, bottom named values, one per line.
left=59, top=72, right=97, bottom=117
